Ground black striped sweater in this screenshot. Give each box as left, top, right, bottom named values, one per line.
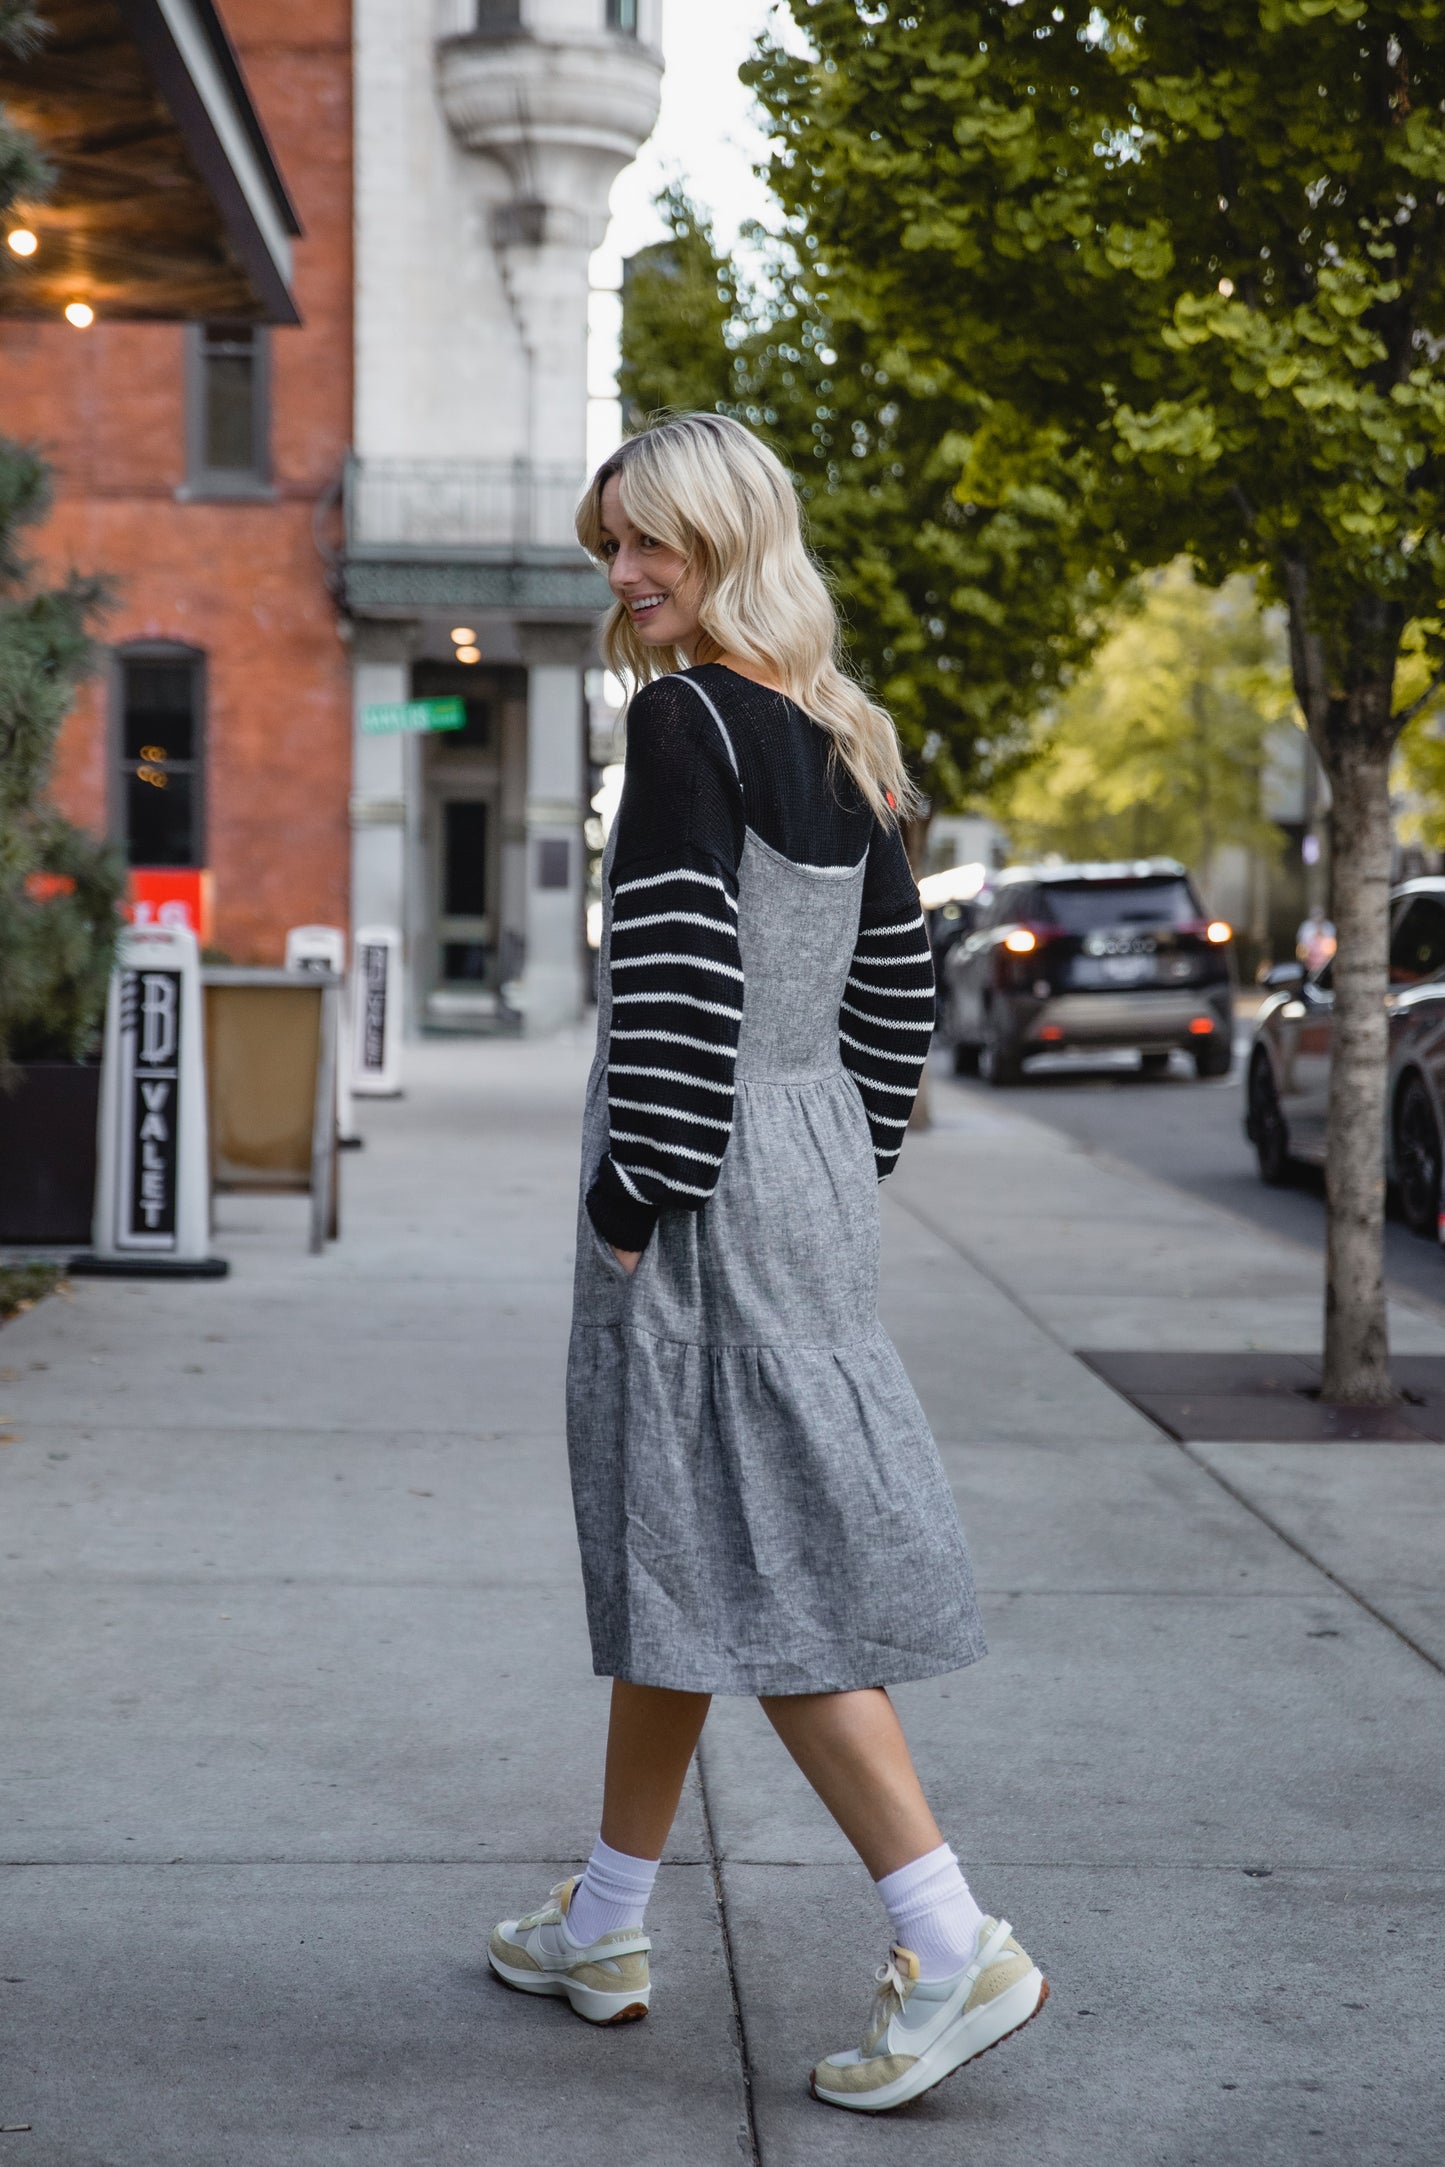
left=586, top=666, right=934, bottom=1253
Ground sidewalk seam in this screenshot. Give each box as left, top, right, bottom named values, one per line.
left=696, top=1749, right=764, bottom=2167
left=890, top=1188, right=1445, bottom=1683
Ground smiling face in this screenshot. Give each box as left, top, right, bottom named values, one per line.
left=598, top=473, right=705, bottom=656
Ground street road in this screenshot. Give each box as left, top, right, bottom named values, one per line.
left=940, top=1036, right=1445, bottom=1318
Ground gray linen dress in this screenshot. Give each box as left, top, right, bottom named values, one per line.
left=565, top=711, right=987, bottom=1696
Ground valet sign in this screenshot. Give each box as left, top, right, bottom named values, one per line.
left=82, top=924, right=226, bottom=1276
left=116, top=965, right=182, bottom=1245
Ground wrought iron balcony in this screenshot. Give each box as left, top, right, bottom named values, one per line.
left=344, top=455, right=586, bottom=554
left=340, top=456, right=608, bottom=617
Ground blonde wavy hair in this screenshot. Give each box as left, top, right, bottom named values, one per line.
left=576, top=412, right=917, bottom=823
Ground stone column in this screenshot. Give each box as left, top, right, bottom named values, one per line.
left=511, top=622, right=593, bottom=1035
left=349, top=621, right=417, bottom=1009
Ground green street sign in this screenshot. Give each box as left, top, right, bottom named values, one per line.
left=361, top=697, right=466, bottom=735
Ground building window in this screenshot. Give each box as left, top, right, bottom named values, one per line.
left=475, top=0, right=523, bottom=30
left=115, top=650, right=205, bottom=867
left=185, top=323, right=270, bottom=494
left=607, top=0, right=638, bottom=31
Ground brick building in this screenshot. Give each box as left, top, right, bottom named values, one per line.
left=0, top=0, right=352, bottom=966
left=3, top=0, right=663, bottom=1023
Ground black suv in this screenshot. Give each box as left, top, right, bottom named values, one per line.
left=938, top=859, right=1235, bottom=1085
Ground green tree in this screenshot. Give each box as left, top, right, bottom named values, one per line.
left=619, top=184, right=1124, bottom=809
left=749, top=0, right=1445, bottom=1403
left=996, top=561, right=1295, bottom=874
left=0, top=9, right=121, bottom=1075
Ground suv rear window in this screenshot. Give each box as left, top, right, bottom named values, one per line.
left=1035, top=877, right=1199, bottom=931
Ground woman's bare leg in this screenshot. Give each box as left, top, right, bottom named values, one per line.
left=599, top=1681, right=712, bottom=1859
left=759, top=1687, right=942, bottom=1879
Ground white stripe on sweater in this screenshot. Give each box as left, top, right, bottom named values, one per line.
left=840, top=1029, right=933, bottom=1066
left=613, top=1161, right=649, bottom=1204
left=613, top=908, right=740, bottom=936
left=610, top=1130, right=726, bottom=1167
left=610, top=1095, right=734, bottom=1130
left=846, top=976, right=934, bottom=999
left=616, top=1162, right=714, bottom=1198
left=612, top=953, right=744, bottom=982
left=614, top=868, right=739, bottom=911
left=612, top=990, right=744, bottom=1021
left=840, top=1000, right=934, bottom=1032
left=857, top=912, right=925, bottom=936
left=852, top=1073, right=923, bottom=1098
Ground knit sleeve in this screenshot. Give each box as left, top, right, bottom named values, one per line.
left=839, top=820, right=935, bottom=1178
left=585, top=675, right=747, bottom=1251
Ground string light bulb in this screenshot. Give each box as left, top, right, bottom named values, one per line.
left=6, top=227, right=38, bottom=257
left=64, top=301, right=94, bottom=328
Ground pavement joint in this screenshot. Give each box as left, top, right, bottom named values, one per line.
left=889, top=1183, right=1445, bottom=1680
left=697, top=1749, right=763, bottom=2167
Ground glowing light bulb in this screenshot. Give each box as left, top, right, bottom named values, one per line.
left=1217, top=277, right=1235, bottom=297
left=455, top=644, right=481, bottom=665
left=450, top=625, right=477, bottom=646
left=7, top=228, right=38, bottom=257
left=64, top=301, right=94, bottom=328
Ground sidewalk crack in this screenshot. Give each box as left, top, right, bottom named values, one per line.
left=696, top=1745, right=763, bottom=2167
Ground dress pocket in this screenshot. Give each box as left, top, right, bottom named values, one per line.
left=590, top=1224, right=638, bottom=1286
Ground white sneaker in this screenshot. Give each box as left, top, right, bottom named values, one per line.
left=811, top=1918, right=1047, bottom=2112
left=488, top=1876, right=651, bottom=2026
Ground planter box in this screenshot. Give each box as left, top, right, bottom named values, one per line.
left=0, top=1062, right=100, bottom=1244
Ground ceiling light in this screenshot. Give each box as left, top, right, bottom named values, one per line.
left=64, top=301, right=94, bottom=328
left=7, top=228, right=38, bottom=257
left=455, top=645, right=481, bottom=665
left=450, top=626, right=477, bottom=646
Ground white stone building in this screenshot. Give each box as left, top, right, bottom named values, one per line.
left=343, top=0, right=661, bottom=1033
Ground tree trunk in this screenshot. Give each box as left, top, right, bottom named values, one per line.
left=1318, top=726, right=1396, bottom=1404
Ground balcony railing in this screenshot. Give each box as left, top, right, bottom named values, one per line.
left=343, top=457, right=587, bottom=554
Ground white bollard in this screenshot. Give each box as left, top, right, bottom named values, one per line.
left=285, top=924, right=360, bottom=1147
left=72, top=924, right=227, bottom=1278
left=350, top=925, right=403, bottom=1097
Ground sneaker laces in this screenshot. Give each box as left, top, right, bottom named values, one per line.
left=519, top=1879, right=574, bottom=1930
left=864, top=1950, right=912, bottom=2049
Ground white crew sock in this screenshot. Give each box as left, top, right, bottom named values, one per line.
left=563, top=1835, right=660, bottom=1946
left=875, top=1841, right=987, bottom=1981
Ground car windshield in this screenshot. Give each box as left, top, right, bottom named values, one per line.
left=1034, top=877, right=1199, bottom=931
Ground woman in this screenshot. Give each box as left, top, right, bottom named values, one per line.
left=488, top=414, right=1047, bottom=2112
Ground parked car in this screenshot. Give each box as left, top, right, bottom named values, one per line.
left=1245, top=876, right=1445, bottom=1237
left=938, top=859, right=1236, bottom=1085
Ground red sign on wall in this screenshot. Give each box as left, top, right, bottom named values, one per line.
left=126, top=868, right=214, bottom=948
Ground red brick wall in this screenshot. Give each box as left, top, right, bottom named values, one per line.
left=0, top=0, right=353, bottom=964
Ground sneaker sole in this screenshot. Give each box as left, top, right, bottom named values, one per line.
left=810, top=1970, right=1048, bottom=2113
left=487, top=1948, right=650, bottom=2026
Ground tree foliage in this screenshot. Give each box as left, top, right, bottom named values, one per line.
left=748, top=2, right=1445, bottom=699
left=619, top=184, right=1121, bottom=805
left=996, top=561, right=1296, bottom=872
left=0, top=17, right=121, bottom=1073
left=747, top=0, right=1445, bottom=1397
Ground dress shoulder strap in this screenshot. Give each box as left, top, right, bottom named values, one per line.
left=673, top=671, right=741, bottom=783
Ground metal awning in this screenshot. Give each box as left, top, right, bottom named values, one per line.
left=0, top=0, right=301, bottom=325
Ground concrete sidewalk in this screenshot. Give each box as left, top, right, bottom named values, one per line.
left=2, top=1040, right=1441, bottom=2165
